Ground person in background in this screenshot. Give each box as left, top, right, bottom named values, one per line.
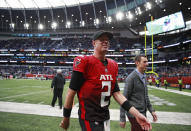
left=155, top=78, right=160, bottom=88
left=51, top=69, right=66, bottom=109
left=120, top=55, right=157, bottom=131
left=178, top=77, right=183, bottom=91
left=164, top=79, right=168, bottom=89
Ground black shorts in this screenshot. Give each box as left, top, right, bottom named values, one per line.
left=79, top=117, right=110, bottom=131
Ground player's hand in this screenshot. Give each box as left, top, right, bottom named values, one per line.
left=151, top=112, right=158, bottom=122
left=135, top=113, right=152, bottom=131
left=119, top=121, right=126, bottom=128
left=60, top=117, right=70, bottom=130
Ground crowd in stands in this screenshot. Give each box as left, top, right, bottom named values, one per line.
left=0, top=65, right=71, bottom=79
left=0, top=29, right=190, bottom=50
left=0, top=38, right=120, bottom=50
left=0, top=31, right=190, bottom=85
left=0, top=37, right=189, bottom=64
left=1, top=64, right=190, bottom=86
left=150, top=29, right=191, bottom=46
left=158, top=64, right=191, bottom=77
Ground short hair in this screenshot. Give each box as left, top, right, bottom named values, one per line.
left=134, top=55, right=147, bottom=62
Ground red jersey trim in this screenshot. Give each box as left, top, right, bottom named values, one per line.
left=79, top=91, right=86, bottom=119
left=84, top=120, right=91, bottom=131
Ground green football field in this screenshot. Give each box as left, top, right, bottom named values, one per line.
left=0, top=79, right=191, bottom=131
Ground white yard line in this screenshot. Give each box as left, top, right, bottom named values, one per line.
left=7, top=99, right=15, bottom=102
left=0, top=90, right=49, bottom=100
left=38, top=101, right=44, bottom=104
left=0, top=86, right=48, bottom=90
left=148, top=85, right=191, bottom=96
left=0, top=88, right=12, bottom=90
left=0, top=101, right=191, bottom=125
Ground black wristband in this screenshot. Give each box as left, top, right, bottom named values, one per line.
left=121, top=100, right=133, bottom=112
left=63, top=108, right=72, bottom=117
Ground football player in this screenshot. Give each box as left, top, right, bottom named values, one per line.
left=60, top=30, right=152, bottom=131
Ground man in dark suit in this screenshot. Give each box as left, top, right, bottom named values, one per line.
left=51, top=69, right=66, bottom=109
left=120, top=55, right=158, bottom=131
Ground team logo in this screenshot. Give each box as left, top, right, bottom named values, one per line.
left=75, top=58, right=81, bottom=67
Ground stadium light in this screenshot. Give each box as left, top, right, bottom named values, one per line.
left=155, top=0, right=162, bottom=4
left=24, top=23, right=29, bottom=30
left=138, top=7, right=142, bottom=15
left=51, top=22, right=58, bottom=29
left=94, top=18, right=99, bottom=25
left=66, top=21, right=71, bottom=28
left=126, top=11, right=133, bottom=20
left=116, top=12, right=124, bottom=21
left=145, top=2, right=152, bottom=10
left=80, top=21, right=85, bottom=27
left=106, top=16, right=112, bottom=23
left=135, top=7, right=142, bottom=15
left=9, top=23, right=15, bottom=29
left=38, top=23, right=44, bottom=30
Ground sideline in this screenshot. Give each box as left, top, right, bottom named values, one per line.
left=0, top=101, right=191, bottom=125
left=148, top=85, right=191, bottom=97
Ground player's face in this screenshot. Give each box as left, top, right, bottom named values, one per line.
left=93, top=35, right=110, bottom=52
left=137, top=57, right=148, bottom=72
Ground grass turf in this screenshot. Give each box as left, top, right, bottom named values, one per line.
left=0, top=79, right=191, bottom=113
left=0, top=112, right=191, bottom=131
left=160, top=86, right=191, bottom=93
left=0, top=79, right=191, bottom=130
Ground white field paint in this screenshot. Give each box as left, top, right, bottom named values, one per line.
left=38, top=101, right=44, bottom=104
left=0, top=90, right=49, bottom=100
left=7, top=99, right=15, bottom=102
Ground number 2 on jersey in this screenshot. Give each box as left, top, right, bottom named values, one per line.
left=101, top=81, right=111, bottom=107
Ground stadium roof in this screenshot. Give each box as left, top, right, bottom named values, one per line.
left=0, top=0, right=190, bottom=33
left=0, top=0, right=103, bottom=9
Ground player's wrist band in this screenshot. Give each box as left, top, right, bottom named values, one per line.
left=122, top=100, right=132, bottom=112
left=63, top=108, right=72, bottom=117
